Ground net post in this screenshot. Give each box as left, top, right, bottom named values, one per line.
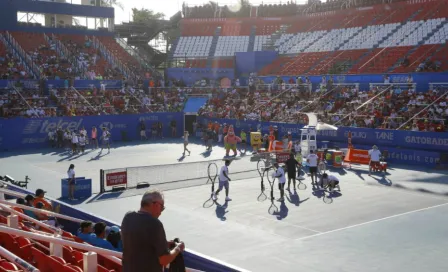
left=100, top=169, right=104, bottom=193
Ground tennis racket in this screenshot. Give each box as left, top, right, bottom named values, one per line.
left=257, top=161, right=268, bottom=201
left=323, top=192, right=333, bottom=204
left=207, top=162, right=218, bottom=192
left=297, top=180, right=307, bottom=190
left=266, top=167, right=276, bottom=201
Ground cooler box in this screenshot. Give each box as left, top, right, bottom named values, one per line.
left=325, top=150, right=334, bottom=166
left=333, top=151, right=343, bottom=168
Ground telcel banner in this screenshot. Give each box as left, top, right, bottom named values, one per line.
left=0, top=113, right=183, bottom=151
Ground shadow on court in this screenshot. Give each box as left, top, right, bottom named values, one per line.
left=85, top=191, right=124, bottom=204
left=273, top=201, right=288, bottom=220
left=372, top=176, right=393, bottom=186
left=88, top=150, right=110, bottom=161
left=215, top=201, right=229, bottom=221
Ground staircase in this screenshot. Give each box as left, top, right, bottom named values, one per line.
left=305, top=26, right=367, bottom=74
left=92, top=36, right=135, bottom=79
left=167, top=37, right=179, bottom=60
left=341, top=6, right=426, bottom=74
left=247, top=26, right=256, bottom=52
left=262, top=24, right=289, bottom=51
left=388, top=20, right=446, bottom=72
left=116, top=37, right=155, bottom=71
left=2, top=32, right=40, bottom=79
left=206, top=27, right=221, bottom=67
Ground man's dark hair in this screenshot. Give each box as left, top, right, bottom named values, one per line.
left=80, top=221, right=93, bottom=232
left=94, top=222, right=107, bottom=236
left=25, top=194, right=34, bottom=203
left=16, top=198, right=26, bottom=205
left=107, top=231, right=121, bottom=248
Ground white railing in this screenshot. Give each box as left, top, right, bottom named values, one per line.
left=429, top=82, right=448, bottom=90
left=92, top=36, right=135, bottom=79
left=397, top=90, right=448, bottom=130
left=69, top=86, right=100, bottom=113
left=369, top=82, right=417, bottom=90
left=0, top=224, right=122, bottom=257
left=12, top=85, right=32, bottom=110
left=333, top=84, right=394, bottom=126
left=3, top=32, right=40, bottom=79
left=0, top=245, right=40, bottom=272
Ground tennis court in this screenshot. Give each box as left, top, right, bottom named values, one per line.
left=1, top=141, right=447, bottom=272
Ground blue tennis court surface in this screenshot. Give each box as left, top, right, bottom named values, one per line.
left=1, top=140, right=447, bottom=272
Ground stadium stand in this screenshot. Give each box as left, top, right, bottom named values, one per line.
left=174, top=0, right=448, bottom=74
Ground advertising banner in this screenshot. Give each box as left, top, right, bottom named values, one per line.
left=197, top=117, right=448, bottom=153
left=275, top=152, right=290, bottom=163
left=60, top=178, right=92, bottom=199
left=106, top=171, right=127, bottom=187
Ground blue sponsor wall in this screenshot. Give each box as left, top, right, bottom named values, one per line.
left=166, top=68, right=234, bottom=86
left=197, top=117, right=446, bottom=166
left=0, top=113, right=183, bottom=151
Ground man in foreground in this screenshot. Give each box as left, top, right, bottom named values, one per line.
left=121, top=190, right=185, bottom=272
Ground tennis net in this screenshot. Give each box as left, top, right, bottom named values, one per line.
left=100, top=158, right=259, bottom=193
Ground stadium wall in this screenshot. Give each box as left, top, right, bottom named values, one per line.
left=4, top=183, right=242, bottom=272
left=197, top=117, right=447, bottom=166
left=0, top=113, right=184, bottom=151
left=0, top=0, right=114, bottom=35
left=235, top=51, right=278, bottom=76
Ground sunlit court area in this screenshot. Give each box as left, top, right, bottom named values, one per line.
left=1, top=0, right=448, bottom=271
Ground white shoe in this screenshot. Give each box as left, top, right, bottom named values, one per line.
left=225, top=196, right=232, bottom=201
left=212, top=194, right=217, bottom=201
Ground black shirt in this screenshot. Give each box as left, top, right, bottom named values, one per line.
left=285, top=158, right=299, bottom=172
left=121, top=211, right=169, bottom=272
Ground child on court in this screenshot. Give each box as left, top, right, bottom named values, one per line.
left=212, top=160, right=232, bottom=201
left=273, top=162, right=286, bottom=201
left=101, top=127, right=111, bottom=153
left=183, top=131, right=191, bottom=156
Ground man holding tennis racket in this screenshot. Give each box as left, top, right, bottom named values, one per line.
left=273, top=162, right=286, bottom=201
left=212, top=160, right=232, bottom=201
left=285, top=154, right=301, bottom=191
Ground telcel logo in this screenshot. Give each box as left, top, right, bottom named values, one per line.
left=40, top=119, right=83, bottom=133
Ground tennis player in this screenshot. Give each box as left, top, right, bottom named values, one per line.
left=320, top=173, right=340, bottom=192
left=182, top=131, right=191, bottom=156
left=212, top=160, right=231, bottom=201
left=273, top=162, right=286, bottom=201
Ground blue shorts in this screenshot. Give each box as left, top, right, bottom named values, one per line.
left=218, top=179, right=229, bottom=191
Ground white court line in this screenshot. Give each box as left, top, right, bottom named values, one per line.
left=243, top=212, right=321, bottom=234
left=294, top=202, right=448, bottom=241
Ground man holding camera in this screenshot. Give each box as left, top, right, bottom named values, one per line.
left=121, top=189, right=185, bottom=272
